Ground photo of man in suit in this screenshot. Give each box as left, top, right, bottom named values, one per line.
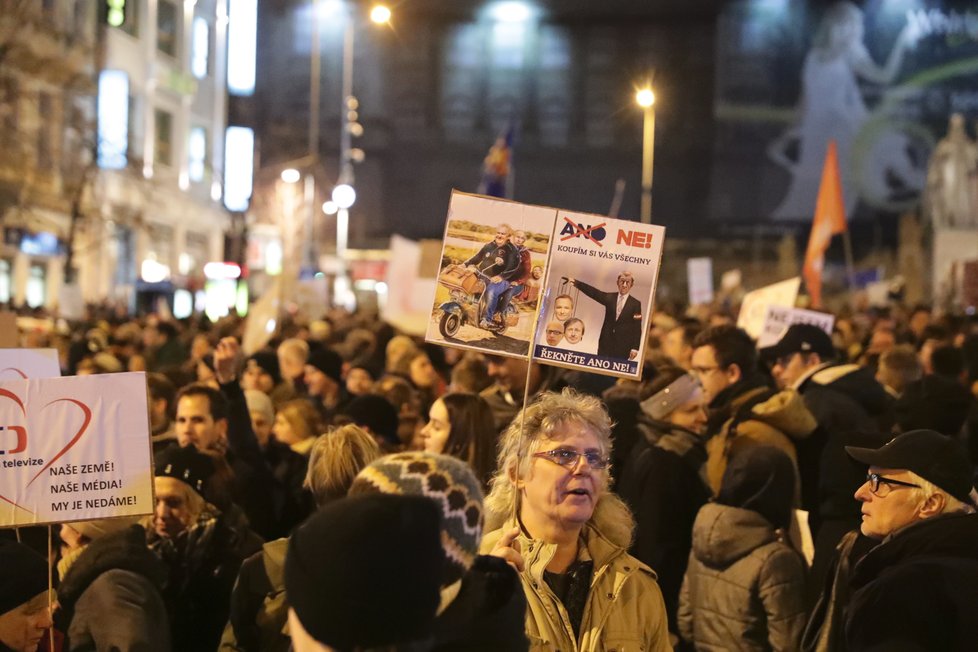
left=568, top=271, right=643, bottom=360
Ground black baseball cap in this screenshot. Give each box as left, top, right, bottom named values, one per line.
left=760, top=324, right=835, bottom=361
left=846, top=429, right=975, bottom=504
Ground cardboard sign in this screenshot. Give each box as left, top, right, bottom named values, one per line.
left=0, top=313, right=17, bottom=347
left=0, top=372, right=154, bottom=528
left=532, top=211, right=665, bottom=379
left=687, top=257, right=714, bottom=305
left=0, top=349, right=61, bottom=380
left=426, top=191, right=555, bottom=359
left=757, top=306, right=835, bottom=348
left=736, top=277, right=801, bottom=340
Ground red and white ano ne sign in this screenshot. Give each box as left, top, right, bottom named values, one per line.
left=0, top=372, right=154, bottom=528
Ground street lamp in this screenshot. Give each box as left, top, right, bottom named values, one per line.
left=636, top=86, right=655, bottom=225
left=370, top=4, right=391, bottom=24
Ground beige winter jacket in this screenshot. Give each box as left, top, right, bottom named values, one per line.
left=705, top=387, right=817, bottom=497
left=481, top=518, right=672, bottom=652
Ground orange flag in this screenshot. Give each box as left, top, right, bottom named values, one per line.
left=803, top=140, right=847, bottom=308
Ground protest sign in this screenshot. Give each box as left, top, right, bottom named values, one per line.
left=757, top=306, right=835, bottom=348
left=0, top=349, right=61, bottom=380
left=383, top=236, right=439, bottom=336
left=687, top=257, right=714, bottom=305
left=242, top=276, right=281, bottom=355
left=0, top=372, right=154, bottom=528
left=532, top=211, right=665, bottom=379
left=426, top=191, right=555, bottom=358
left=736, top=277, right=801, bottom=340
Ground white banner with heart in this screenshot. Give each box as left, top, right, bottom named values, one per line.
left=0, top=372, right=154, bottom=528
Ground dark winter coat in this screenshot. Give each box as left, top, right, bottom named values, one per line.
left=796, top=364, right=894, bottom=601
left=150, top=510, right=256, bottom=652
left=679, top=503, right=807, bottom=652
left=56, top=525, right=171, bottom=652
left=617, top=418, right=709, bottom=634
left=845, top=511, right=978, bottom=651
left=430, top=555, right=529, bottom=651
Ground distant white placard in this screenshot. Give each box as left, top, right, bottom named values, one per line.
left=736, top=277, right=801, bottom=340
left=0, top=373, right=154, bottom=528
left=687, top=257, right=714, bottom=305
left=0, top=349, right=61, bottom=380
left=721, top=268, right=742, bottom=291
left=758, top=306, right=835, bottom=348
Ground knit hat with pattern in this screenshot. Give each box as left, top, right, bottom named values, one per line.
left=350, top=452, right=484, bottom=587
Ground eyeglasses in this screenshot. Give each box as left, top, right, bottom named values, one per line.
left=533, top=448, right=609, bottom=470
left=866, top=472, right=920, bottom=497
left=545, top=329, right=563, bottom=336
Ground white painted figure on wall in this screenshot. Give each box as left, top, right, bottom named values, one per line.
left=768, top=2, right=919, bottom=220
left=925, top=113, right=978, bottom=229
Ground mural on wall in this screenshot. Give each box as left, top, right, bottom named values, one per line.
left=711, top=0, right=978, bottom=223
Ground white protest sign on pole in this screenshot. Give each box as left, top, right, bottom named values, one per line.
left=687, top=257, right=714, bottom=305
left=736, top=277, right=801, bottom=340
left=383, top=235, right=438, bottom=336
left=242, top=276, right=281, bottom=356
left=0, top=372, right=154, bottom=528
left=532, top=211, right=666, bottom=380
left=758, top=306, right=836, bottom=348
left=0, top=349, right=61, bottom=380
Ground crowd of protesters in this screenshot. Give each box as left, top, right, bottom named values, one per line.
left=2, top=298, right=978, bottom=651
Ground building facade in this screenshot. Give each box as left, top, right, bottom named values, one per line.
left=0, top=0, right=232, bottom=313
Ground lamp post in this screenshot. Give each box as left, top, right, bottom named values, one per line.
left=331, top=4, right=389, bottom=267
left=636, top=86, right=655, bottom=225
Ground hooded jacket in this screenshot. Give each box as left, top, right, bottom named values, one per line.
left=480, top=513, right=671, bottom=652
left=705, top=383, right=817, bottom=496
left=678, top=503, right=807, bottom=651
left=845, top=512, right=978, bottom=651
left=56, top=525, right=171, bottom=652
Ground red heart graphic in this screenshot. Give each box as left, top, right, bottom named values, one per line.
left=0, top=368, right=28, bottom=379
left=26, top=398, right=92, bottom=488
left=0, top=388, right=32, bottom=516
left=1, top=390, right=93, bottom=515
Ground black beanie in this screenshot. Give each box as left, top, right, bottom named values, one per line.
left=895, top=375, right=973, bottom=437
left=0, top=541, right=48, bottom=615
left=285, top=493, right=443, bottom=650
left=155, top=445, right=217, bottom=501
left=341, top=394, right=400, bottom=447
left=249, top=351, right=282, bottom=385
left=718, top=446, right=796, bottom=530
left=307, top=348, right=343, bottom=384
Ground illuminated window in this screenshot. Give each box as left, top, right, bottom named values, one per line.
left=26, top=264, right=46, bottom=309
left=491, top=21, right=526, bottom=69
left=157, top=0, right=178, bottom=57
left=192, top=17, right=210, bottom=79
left=0, top=259, right=10, bottom=303
left=228, top=0, right=257, bottom=95
left=224, top=126, right=254, bottom=211
left=188, top=126, right=207, bottom=182
left=154, top=109, right=173, bottom=166
left=98, top=70, right=129, bottom=169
